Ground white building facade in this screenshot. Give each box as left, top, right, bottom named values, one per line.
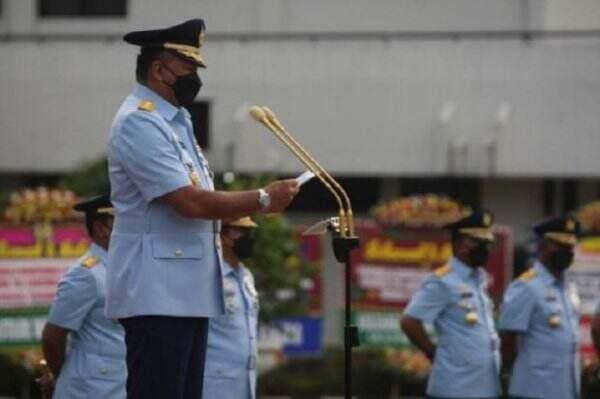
left=1, top=0, right=600, bottom=241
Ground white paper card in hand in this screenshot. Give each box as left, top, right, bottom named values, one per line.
left=296, top=171, right=316, bottom=186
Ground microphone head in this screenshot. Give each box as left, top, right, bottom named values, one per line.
left=262, top=106, right=276, bottom=121
left=249, top=106, right=267, bottom=122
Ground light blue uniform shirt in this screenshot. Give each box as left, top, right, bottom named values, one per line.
left=48, top=243, right=126, bottom=399
left=499, top=262, right=580, bottom=399
left=203, top=261, right=259, bottom=399
left=405, top=257, right=501, bottom=398
left=106, top=84, right=224, bottom=318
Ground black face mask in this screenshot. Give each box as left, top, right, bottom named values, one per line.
left=233, top=233, right=256, bottom=260
left=468, top=241, right=492, bottom=266
left=162, top=63, right=202, bottom=106
left=549, top=247, right=574, bottom=271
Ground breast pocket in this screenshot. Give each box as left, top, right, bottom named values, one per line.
left=528, top=349, right=563, bottom=372
left=83, top=355, right=127, bottom=383
left=151, top=235, right=203, bottom=260
left=204, top=359, right=238, bottom=379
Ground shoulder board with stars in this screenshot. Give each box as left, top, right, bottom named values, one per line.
left=433, top=264, right=452, bottom=278
left=138, top=100, right=155, bottom=112
left=518, top=268, right=536, bottom=282
left=81, top=256, right=99, bottom=269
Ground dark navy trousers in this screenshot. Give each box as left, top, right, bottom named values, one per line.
left=121, top=316, right=209, bottom=399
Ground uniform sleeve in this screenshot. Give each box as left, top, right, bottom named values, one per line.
left=404, top=276, right=451, bottom=323
left=499, top=281, right=535, bottom=332
left=47, top=267, right=97, bottom=331
left=110, top=112, right=191, bottom=202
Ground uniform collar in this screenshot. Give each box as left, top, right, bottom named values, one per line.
left=223, top=260, right=246, bottom=277
left=451, top=256, right=482, bottom=281
left=133, top=84, right=186, bottom=122
left=89, top=242, right=108, bottom=265
left=534, top=261, right=561, bottom=286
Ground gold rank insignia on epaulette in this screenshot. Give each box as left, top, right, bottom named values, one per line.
left=518, top=268, right=536, bottom=282
left=138, top=100, right=155, bottom=112
left=433, top=264, right=452, bottom=278
left=81, top=256, right=99, bottom=269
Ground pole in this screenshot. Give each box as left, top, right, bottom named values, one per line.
left=332, top=236, right=360, bottom=399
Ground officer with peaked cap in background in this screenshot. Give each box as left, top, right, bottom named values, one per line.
left=401, top=210, right=501, bottom=399
left=499, top=215, right=581, bottom=399
left=204, top=217, right=260, bottom=399
left=39, top=194, right=126, bottom=399
left=106, top=19, right=298, bottom=398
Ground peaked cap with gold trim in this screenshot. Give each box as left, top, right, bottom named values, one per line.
left=73, top=193, right=114, bottom=217
left=445, top=209, right=495, bottom=242
left=533, top=215, right=580, bottom=246
left=123, top=19, right=207, bottom=67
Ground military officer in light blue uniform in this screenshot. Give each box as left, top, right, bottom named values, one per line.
left=499, top=215, right=581, bottom=399
left=107, top=19, right=298, bottom=398
left=41, top=194, right=126, bottom=399
left=401, top=210, right=501, bottom=399
left=204, top=217, right=260, bottom=399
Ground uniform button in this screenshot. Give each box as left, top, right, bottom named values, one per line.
left=175, top=249, right=183, bottom=257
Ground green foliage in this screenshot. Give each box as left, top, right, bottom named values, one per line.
left=257, top=348, right=426, bottom=398
left=217, top=174, right=318, bottom=323
left=60, top=156, right=109, bottom=197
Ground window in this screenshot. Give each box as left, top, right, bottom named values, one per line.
left=289, top=177, right=380, bottom=213
left=38, top=0, right=127, bottom=17
left=186, top=101, right=211, bottom=150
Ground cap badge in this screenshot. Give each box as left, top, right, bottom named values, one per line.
left=483, top=213, right=492, bottom=227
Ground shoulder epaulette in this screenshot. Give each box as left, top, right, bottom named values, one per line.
left=138, top=100, right=155, bottom=112
left=81, top=256, right=99, bottom=269
left=518, top=268, right=536, bottom=282
left=433, top=264, right=452, bottom=278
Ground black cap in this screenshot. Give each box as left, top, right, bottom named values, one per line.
left=533, top=215, right=580, bottom=246
left=123, top=19, right=206, bottom=67
left=445, top=210, right=495, bottom=242
left=73, top=194, right=114, bottom=217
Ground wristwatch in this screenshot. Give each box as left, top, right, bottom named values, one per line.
left=257, top=189, right=271, bottom=210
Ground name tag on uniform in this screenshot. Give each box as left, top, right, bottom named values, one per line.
left=459, top=284, right=473, bottom=298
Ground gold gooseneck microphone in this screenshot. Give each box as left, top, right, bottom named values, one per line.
left=249, top=105, right=360, bottom=399
left=261, top=107, right=355, bottom=237
left=248, top=106, right=354, bottom=237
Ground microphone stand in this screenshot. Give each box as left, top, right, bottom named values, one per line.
left=250, top=105, right=361, bottom=399
left=332, top=233, right=360, bottom=399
